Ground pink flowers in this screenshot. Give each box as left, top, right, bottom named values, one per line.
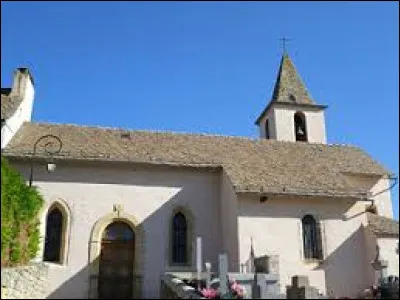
left=198, top=279, right=246, bottom=299
left=230, top=280, right=246, bottom=298
left=200, top=287, right=218, bottom=298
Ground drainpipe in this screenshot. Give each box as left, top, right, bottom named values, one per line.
left=370, top=175, right=398, bottom=199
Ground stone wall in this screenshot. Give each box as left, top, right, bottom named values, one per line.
left=1, top=263, right=49, bottom=299
left=160, top=273, right=204, bottom=299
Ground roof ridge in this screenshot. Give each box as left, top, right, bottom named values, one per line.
left=25, top=121, right=361, bottom=149
left=26, top=121, right=259, bottom=141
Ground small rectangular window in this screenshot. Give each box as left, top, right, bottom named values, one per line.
left=265, top=119, right=270, bottom=139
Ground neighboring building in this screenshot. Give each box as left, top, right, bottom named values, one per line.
left=1, top=53, right=398, bottom=299
left=1, top=68, right=35, bottom=149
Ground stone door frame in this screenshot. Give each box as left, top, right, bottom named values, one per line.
left=88, top=207, right=144, bottom=299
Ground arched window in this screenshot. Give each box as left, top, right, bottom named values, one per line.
left=302, top=215, right=323, bottom=260
left=289, top=94, right=297, bottom=102
left=294, top=111, right=308, bottom=142
left=43, top=206, right=64, bottom=263
left=171, top=212, right=188, bottom=264
left=265, top=119, right=270, bottom=139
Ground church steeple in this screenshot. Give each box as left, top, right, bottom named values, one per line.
left=270, top=53, right=315, bottom=105
left=255, top=53, right=328, bottom=144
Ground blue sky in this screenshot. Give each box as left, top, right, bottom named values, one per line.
left=1, top=2, right=399, bottom=218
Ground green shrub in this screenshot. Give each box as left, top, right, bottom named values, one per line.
left=1, top=156, right=44, bottom=266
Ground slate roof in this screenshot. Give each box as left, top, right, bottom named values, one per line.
left=2, top=122, right=390, bottom=198
left=367, top=213, right=399, bottom=236
left=271, top=53, right=314, bottom=105
left=1, top=89, right=22, bottom=120
left=255, top=54, right=327, bottom=124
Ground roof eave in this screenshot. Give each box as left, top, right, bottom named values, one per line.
left=2, top=152, right=224, bottom=171
left=234, top=187, right=369, bottom=200
left=255, top=101, right=328, bottom=125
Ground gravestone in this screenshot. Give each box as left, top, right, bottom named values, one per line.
left=253, top=255, right=280, bottom=275
left=286, top=275, right=320, bottom=299
left=372, top=259, right=389, bottom=284
left=251, top=272, right=261, bottom=299
left=379, top=276, right=399, bottom=299
left=205, top=262, right=212, bottom=289
left=254, top=255, right=269, bottom=273
left=196, top=237, right=202, bottom=287
left=218, top=253, right=229, bottom=296
left=268, top=255, right=280, bottom=274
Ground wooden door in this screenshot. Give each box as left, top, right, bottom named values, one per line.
left=98, top=222, right=135, bottom=299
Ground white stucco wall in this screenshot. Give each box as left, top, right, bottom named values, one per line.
left=1, top=71, right=34, bottom=149
left=6, top=158, right=394, bottom=299
left=363, top=227, right=378, bottom=286
left=258, top=109, right=276, bottom=140
left=377, top=237, right=399, bottom=277
left=341, top=174, right=393, bottom=219
left=272, top=106, right=327, bottom=144
left=10, top=161, right=222, bottom=299
left=370, top=177, right=394, bottom=218
left=237, top=195, right=370, bottom=298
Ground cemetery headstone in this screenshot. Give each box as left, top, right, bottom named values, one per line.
left=218, top=253, right=229, bottom=296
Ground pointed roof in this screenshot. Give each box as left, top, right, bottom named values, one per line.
left=255, top=53, right=327, bottom=124
left=271, top=53, right=314, bottom=105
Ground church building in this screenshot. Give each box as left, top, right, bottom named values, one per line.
left=1, top=53, right=398, bottom=299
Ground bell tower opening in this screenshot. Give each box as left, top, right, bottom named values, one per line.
left=294, top=111, right=307, bottom=142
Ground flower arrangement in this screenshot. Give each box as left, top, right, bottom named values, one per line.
left=199, top=279, right=246, bottom=299
left=200, top=287, right=219, bottom=298
left=229, top=279, right=246, bottom=298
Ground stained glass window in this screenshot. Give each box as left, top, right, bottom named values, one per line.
left=302, top=214, right=323, bottom=260
left=44, top=207, right=63, bottom=262
left=172, top=212, right=187, bottom=264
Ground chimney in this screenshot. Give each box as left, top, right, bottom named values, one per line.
left=11, top=68, right=35, bottom=99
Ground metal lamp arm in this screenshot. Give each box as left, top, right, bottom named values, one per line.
left=28, top=134, right=62, bottom=187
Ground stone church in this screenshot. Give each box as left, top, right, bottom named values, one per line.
left=1, top=53, right=399, bottom=299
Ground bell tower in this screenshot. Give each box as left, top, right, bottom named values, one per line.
left=255, top=53, right=328, bottom=144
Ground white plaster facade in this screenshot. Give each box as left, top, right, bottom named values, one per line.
left=10, top=161, right=222, bottom=299
left=237, top=196, right=378, bottom=298
left=7, top=158, right=397, bottom=299
left=258, top=108, right=277, bottom=140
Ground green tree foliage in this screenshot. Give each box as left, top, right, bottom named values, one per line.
left=1, top=156, right=43, bottom=266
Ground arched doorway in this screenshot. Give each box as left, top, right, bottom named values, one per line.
left=98, top=221, right=135, bottom=299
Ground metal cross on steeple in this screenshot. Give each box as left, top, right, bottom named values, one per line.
left=280, top=37, right=292, bottom=54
